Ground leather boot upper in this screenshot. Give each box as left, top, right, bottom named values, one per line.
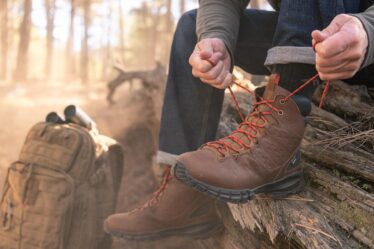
left=105, top=173, right=221, bottom=235
left=177, top=80, right=306, bottom=190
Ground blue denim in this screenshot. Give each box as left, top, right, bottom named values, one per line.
left=274, top=0, right=360, bottom=47
left=157, top=1, right=373, bottom=163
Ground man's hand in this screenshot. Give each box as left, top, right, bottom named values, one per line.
left=312, top=14, right=368, bottom=80
left=189, top=38, right=232, bottom=89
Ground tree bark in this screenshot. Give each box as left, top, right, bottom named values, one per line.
left=81, top=0, right=91, bottom=84
left=44, top=0, right=56, bottom=80
left=0, top=0, right=8, bottom=80
left=14, top=0, right=32, bottom=82
left=65, top=0, right=76, bottom=80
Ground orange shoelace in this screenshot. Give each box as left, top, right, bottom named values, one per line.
left=132, top=167, right=173, bottom=213
left=205, top=73, right=331, bottom=157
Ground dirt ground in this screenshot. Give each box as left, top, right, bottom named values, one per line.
left=0, top=80, right=206, bottom=249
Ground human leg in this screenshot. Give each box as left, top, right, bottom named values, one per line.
left=174, top=1, right=363, bottom=203
left=158, top=9, right=278, bottom=164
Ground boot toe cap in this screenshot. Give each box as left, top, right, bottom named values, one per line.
left=104, top=213, right=130, bottom=234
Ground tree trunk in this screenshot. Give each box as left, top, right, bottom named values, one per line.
left=117, top=0, right=125, bottom=63
left=180, top=0, right=185, bottom=15
left=81, top=0, right=91, bottom=84
left=65, top=0, right=75, bottom=80
left=14, top=0, right=32, bottom=82
left=44, top=0, right=56, bottom=80
left=166, top=0, right=172, bottom=32
left=0, top=0, right=8, bottom=80
left=101, top=0, right=112, bottom=81
left=195, top=80, right=374, bottom=249
left=151, top=1, right=162, bottom=63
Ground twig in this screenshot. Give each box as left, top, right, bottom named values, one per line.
left=295, top=223, right=342, bottom=247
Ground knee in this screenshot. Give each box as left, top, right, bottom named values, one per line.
left=175, top=9, right=197, bottom=37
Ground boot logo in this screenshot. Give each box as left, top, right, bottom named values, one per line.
left=288, top=151, right=301, bottom=169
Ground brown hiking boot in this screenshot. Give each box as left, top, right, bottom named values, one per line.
left=174, top=75, right=312, bottom=203
left=104, top=168, right=223, bottom=240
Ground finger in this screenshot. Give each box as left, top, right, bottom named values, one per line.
left=318, top=14, right=349, bottom=38
left=197, top=40, right=214, bottom=55
left=316, top=48, right=362, bottom=68
left=317, top=59, right=358, bottom=74
left=313, top=14, right=352, bottom=57
left=205, top=52, right=223, bottom=66
left=189, top=53, right=214, bottom=73
left=319, top=70, right=357, bottom=81
left=200, top=51, right=213, bottom=61
left=201, top=78, right=226, bottom=89
left=202, top=69, right=229, bottom=88
left=311, top=30, right=329, bottom=44
left=317, top=30, right=360, bottom=58
left=214, top=67, right=229, bottom=85
left=222, top=73, right=233, bottom=88
left=193, top=60, right=224, bottom=80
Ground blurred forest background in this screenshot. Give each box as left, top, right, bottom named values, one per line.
left=0, top=0, right=198, bottom=84
left=0, top=0, right=269, bottom=84
left=0, top=0, right=263, bottom=84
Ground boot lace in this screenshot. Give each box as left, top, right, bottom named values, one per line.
left=204, top=73, right=331, bottom=157
left=131, top=167, right=173, bottom=213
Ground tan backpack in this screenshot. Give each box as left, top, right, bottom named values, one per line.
left=0, top=122, right=124, bottom=249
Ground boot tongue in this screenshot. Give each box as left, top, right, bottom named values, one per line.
left=262, top=74, right=279, bottom=100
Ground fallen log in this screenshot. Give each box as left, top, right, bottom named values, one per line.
left=196, top=80, right=374, bottom=249
left=107, top=62, right=166, bottom=105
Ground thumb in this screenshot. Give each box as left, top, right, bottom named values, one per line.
left=312, top=15, right=349, bottom=44
left=311, top=30, right=330, bottom=44
left=200, top=51, right=213, bottom=60
left=198, top=39, right=214, bottom=57
left=201, top=52, right=222, bottom=66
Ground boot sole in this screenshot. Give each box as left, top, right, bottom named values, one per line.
left=173, top=162, right=305, bottom=204
left=104, top=220, right=224, bottom=241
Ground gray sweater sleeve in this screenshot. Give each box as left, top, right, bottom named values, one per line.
left=352, top=5, right=374, bottom=68
left=196, top=0, right=249, bottom=61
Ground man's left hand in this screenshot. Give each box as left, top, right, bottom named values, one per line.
left=312, top=14, right=368, bottom=80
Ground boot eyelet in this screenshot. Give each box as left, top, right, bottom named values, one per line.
left=280, top=99, right=286, bottom=104
left=278, top=110, right=284, bottom=115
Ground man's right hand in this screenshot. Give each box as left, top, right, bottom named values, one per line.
left=189, top=38, right=232, bottom=89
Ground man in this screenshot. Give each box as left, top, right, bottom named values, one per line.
left=105, top=0, right=374, bottom=240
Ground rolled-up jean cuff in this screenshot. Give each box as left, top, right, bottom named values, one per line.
left=264, top=46, right=316, bottom=67
left=156, top=150, right=178, bottom=166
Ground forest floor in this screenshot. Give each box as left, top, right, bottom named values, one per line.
left=0, top=80, right=203, bottom=249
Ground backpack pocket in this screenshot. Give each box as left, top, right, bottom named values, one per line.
left=0, top=162, right=74, bottom=249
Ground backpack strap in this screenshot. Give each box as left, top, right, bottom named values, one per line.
left=88, top=162, right=107, bottom=186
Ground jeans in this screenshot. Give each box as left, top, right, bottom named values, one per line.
left=157, top=1, right=373, bottom=165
